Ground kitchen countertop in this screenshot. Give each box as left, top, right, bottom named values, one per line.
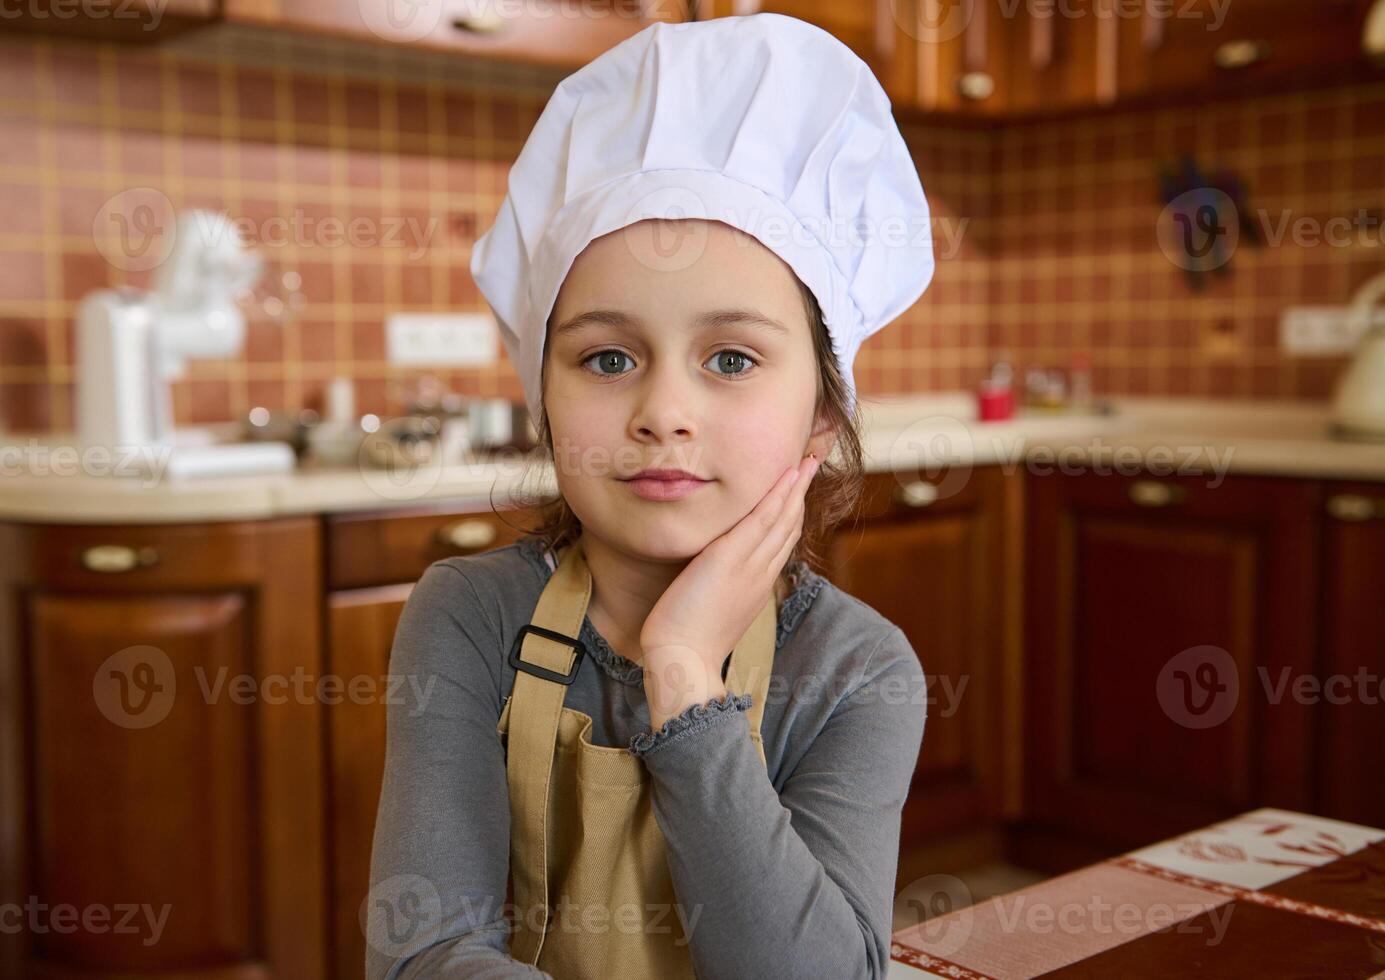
left=1, top=394, right=1383, bottom=524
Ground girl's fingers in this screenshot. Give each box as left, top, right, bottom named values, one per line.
left=754, top=455, right=817, bottom=564
left=768, top=511, right=802, bottom=575
left=735, top=463, right=800, bottom=541
left=729, top=454, right=819, bottom=560
left=760, top=495, right=804, bottom=572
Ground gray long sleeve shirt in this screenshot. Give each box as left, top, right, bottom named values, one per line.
left=366, top=535, right=928, bottom=980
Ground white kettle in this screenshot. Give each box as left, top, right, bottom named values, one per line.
left=1331, top=270, right=1385, bottom=442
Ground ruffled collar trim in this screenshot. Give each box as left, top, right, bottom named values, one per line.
left=513, top=534, right=826, bottom=688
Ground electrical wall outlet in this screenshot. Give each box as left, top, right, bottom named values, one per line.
left=386, top=312, right=498, bottom=366
left=1279, top=306, right=1385, bottom=356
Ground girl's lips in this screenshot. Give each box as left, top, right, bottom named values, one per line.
left=621, top=476, right=711, bottom=502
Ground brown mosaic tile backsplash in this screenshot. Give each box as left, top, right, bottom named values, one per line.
left=0, top=33, right=1381, bottom=433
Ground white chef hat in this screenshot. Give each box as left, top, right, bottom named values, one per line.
left=470, top=12, right=935, bottom=429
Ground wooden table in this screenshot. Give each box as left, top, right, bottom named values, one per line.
left=889, top=808, right=1385, bottom=978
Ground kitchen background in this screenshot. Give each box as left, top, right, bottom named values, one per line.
left=1, top=8, right=1381, bottom=432
left=2, top=2, right=1385, bottom=979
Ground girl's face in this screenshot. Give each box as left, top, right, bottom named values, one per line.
left=543, top=218, right=835, bottom=562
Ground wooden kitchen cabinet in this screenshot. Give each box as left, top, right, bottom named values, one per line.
left=906, top=0, right=1015, bottom=117
left=223, top=0, right=683, bottom=70
left=328, top=585, right=410, bottom=980
left=886, top=0, right=1114, bottom=118
left=820, top=467, right=1019, bottom=856
left=0, top=518, right=327, bottom=980
left=695, top=0, right=917, bottom=108
left=717, top=0, right=1020, bottom=116
left=1114, top=0, right=1371, bottom=104
left=325, top=503, right=529, bottom=980
left=1, top=0, right=681, bottom=67
left=1316, top=481, right=1385, bottom=831
left=997, top=0, right=1108, bottom=116
left=713, top=0, right=1377, bottom=119
left=714, top=0, right=1079, bottom=118
left=1019, top=470, right=1323, bottom=871
left=916, top=0, right=1376, bottom=118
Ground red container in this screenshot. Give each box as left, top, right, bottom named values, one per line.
left=977, top=382, right=1014, bottom=421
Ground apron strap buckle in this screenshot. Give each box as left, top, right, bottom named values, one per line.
left=509, top=624, right=587, bottom=685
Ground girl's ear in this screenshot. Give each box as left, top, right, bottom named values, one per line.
left=806, top=411, right=838, bottom=461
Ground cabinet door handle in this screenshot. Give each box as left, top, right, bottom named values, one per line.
left=436, top=519, right=498, bottom=550
left=450, top=11, right=507, bottom=34
left=955, top=71, right=996, bottom=101
left=894, top=480, right=939, bottom=508
left=81, top=545, right=160, bottom=573
left=1128, top=480, right=1186, bottom=507
left=1214, top=38, right=1270, bottom=70
left=1327, top=494, right=1383, bottom=522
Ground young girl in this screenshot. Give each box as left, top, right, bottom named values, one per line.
left=367, top=13, right=934, bottom=980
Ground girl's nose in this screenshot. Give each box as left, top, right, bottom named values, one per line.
left=626, top=368, right=698, bottom=442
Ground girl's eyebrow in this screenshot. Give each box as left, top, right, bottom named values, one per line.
left=551, top=308, right=790, bottom=339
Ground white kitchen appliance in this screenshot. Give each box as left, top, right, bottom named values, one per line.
left=77, top=209, right=296, bottom=478
left=1330, top=270, right=1385, bottom=442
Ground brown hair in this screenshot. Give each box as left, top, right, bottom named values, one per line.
left=506, top=276, right=864, bottom=586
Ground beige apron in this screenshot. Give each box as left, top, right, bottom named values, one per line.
left=495, top=534, right=777, bottom=979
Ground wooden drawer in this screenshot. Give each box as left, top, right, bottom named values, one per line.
left=4, top=518, right=318, bottom=589
left=1049, top=469, right=1319, bottom=523
left=852, top=467, right=984, bottom=523
left=325, top=504, right=530, bottom=591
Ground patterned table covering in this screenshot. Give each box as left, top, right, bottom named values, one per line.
left=888, top=808, right=1385, bottom=978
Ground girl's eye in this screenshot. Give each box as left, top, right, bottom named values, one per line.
left=705, top=350, right=756, bottom=376
left=583, top=350, right=635, bottom=376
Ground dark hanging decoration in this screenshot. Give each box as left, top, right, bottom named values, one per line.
left=1156, top=153, right=1263, bottom=292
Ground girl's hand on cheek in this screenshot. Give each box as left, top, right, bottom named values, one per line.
left=639, top=452, right=821, bottom=730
